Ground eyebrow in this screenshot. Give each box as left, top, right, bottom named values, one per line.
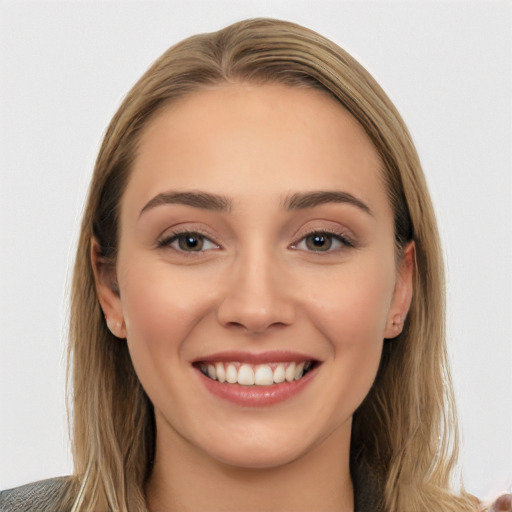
left=139, top=189, right=372, bottom=218
left=139, top=191, right=232, bottom=217
left=282, top=191, right=372, bottom=215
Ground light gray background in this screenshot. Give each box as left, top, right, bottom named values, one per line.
left=1, top=0, right=511, bottom=501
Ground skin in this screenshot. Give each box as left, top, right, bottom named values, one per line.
left=94, top=83, right=414, bottom=512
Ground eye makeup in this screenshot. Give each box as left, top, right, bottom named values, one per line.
left=157, top=230, right=220, bottom=253
left=290, top=229, right=355, bottom=253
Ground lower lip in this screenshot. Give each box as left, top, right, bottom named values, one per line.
left=196, top=365, right=319, bottom=407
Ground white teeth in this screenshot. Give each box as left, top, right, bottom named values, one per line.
left=215, top=362, right=226, bottom=383
left=254, top=365, right=274, bottom=385
left=226, top=363, right=238, bottom=383
left=295, top=362, right=305, bottom=380
left=237, top=364, right=255, bottom=386
left=285, top=362, right=296, bottom=382
left=207, top=364, right=217, bottom=380
left=273, top=364, right=286, bottom=383
left=200, top=361, right=313, bottom=385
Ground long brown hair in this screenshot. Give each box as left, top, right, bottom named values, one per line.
left=67, top=18, right=479, bottom=511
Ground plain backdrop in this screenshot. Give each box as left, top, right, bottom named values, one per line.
left=1, top=0, right=511, bottom=501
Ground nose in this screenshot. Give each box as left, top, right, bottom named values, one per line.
left=216, top=250, right=295, bottom=334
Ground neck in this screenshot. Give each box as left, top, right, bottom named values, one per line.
left=145, top=418, right=354, bottom=512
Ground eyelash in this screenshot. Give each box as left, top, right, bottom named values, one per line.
left=290, top=230, right=355, bottom=253
left=157, top=229, right=355, bottom=254
left=157, top=230, right=219, bottom=254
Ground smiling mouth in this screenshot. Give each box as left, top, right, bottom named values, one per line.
left=196, top=361, right=316, bottom=386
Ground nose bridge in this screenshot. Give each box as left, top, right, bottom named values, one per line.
left=217, top=243, right=295, bottom=333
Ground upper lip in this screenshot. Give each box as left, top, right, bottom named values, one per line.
left=192, top=350, right=318, bottom=365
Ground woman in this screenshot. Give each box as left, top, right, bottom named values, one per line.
left=0, top=17, right=508, bottom=512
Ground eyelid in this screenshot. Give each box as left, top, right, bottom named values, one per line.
left=289, top=228, right=356, bottom=252
left=157, top=228, right=220, bottom=253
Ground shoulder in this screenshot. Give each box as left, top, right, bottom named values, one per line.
left=0, top=477, right=70, bottom=512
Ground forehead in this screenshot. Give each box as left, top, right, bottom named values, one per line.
left=124, top=83, right=388, bottom=216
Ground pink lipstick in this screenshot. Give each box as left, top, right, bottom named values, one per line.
left=192, top=351, right=320, bottom=407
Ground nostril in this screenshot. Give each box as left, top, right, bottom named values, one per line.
left=217, top=296, right=295, bottom=334
left=224, top=321, right=246, bottom=330
left=223, top=319, right=290, bottom=334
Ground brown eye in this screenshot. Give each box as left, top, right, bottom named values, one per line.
left=177, top=234, right=204, bottom=251
left=158, top=232, right=219, bottom=252
left=291, top=231, right=354, bottom=253
left=304, top=233, right=333, bottom=251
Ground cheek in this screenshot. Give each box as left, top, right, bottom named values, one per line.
left=306, top=261, right=395, bottom=344
left=302, top=260, right=395, bottom=407
left=116, top=260, right=218, bottom=378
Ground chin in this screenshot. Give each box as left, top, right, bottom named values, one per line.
left=210, top=443, right=307, bottom=471
left=196, top=423, right=331, bottom=471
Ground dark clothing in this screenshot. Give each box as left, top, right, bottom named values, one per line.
left=2, top=475, right=510, bottom=512
left=0, top=477, right=69, bottom=512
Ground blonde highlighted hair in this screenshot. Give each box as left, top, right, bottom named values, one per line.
left=65, top=18, right=479, bottom=512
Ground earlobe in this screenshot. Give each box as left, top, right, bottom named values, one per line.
left=384, top=242, right=415, bottom=339
left=91, top=237, right=126, bottom=339
left=105, top=316, right=126, bottom=339
left=391, top=314, right=403, bottom=332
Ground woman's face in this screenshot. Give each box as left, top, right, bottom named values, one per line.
left=96, top=83, right=413, bottom=469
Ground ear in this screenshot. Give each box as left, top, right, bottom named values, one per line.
left=91, top=237, right=126, bottom=339
left=384, top=242, right=415, bottom=339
